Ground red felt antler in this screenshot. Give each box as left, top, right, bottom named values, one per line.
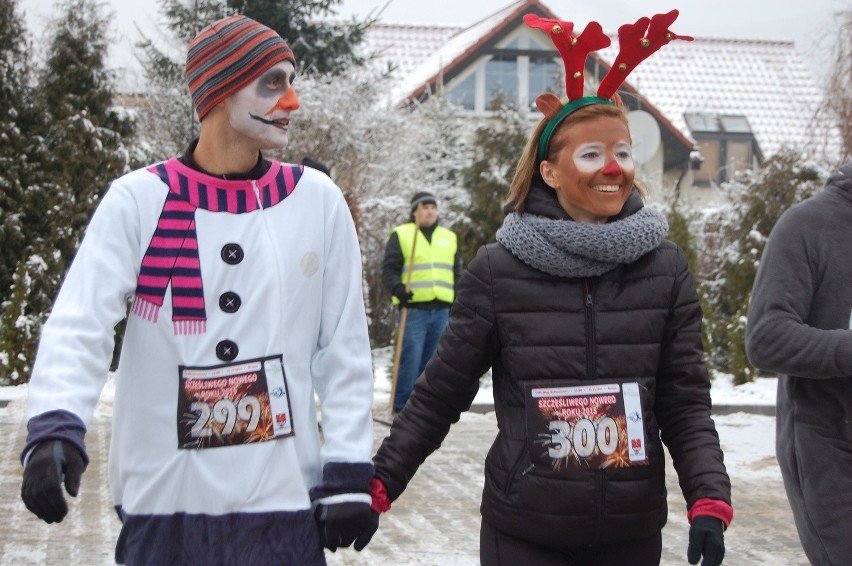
left=596, top=9, right=693, bottom=99
left=523, top=14, right=610, bottom=100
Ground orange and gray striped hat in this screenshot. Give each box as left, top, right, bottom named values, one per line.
left=186, top=15, right=296, bottom=121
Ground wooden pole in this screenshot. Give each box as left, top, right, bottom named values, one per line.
left=388, top=209, right=422, bottom=412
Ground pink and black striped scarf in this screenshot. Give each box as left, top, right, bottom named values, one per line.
left=132, top=158, right=302, bottom=335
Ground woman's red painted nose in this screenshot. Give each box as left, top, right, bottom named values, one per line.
left=601, top=159, right=623, bottom=177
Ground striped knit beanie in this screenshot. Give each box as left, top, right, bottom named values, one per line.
left=186, top=15, right=296, bottom=121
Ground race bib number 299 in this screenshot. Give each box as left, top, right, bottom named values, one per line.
left=525, top=381, right=648, bottom=472
left=178, top=355, right=294, bottom=449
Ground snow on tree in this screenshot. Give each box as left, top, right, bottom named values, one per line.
left=453, top=104, right=530, bottom=265
left=0, top=0, right=36, bottom=308
left=131, top=0, right=225, bottom=157
left=693, top=149, right=827, bottom=384
left=0, top=0, right=138, bottom=384
left=226, top=0, right=373, bottom=74
left=814, top=8, right=851, bottom=164
left=276, top=66, right=471, bottom=346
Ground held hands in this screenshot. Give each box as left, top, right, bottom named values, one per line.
left=314, top=501, right=379, bottom=552
left=687, top=516, right=725, bottom=566
left=392, top=284, right=414, bottom=306
left=21, top=440, right=86, bottom=524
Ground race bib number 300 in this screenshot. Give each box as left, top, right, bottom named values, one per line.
left=525, top=381, right=648, bottom=471
left=178, top=355, right=294, bottom=449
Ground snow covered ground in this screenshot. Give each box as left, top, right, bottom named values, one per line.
left=369, top=345, right=778, bottom=406
left=2, top=348, right=797, bottom=565
left=1, top=346, right=780, bottom=484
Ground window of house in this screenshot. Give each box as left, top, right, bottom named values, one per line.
left=445, top=73, right=476, bottom=110
left=693, top=139, right=720, bottom=183
left=719, top=115, right=751, bottom=134
left=439, top=31, right=568, bottom=114
left=528, top=55, right=561, bottom=107
left=686, top=112, right=758, bottom=184
left=726, top=140, right=752, bottom=179
left=485, top=55, right=518, bottom=109
left=503, top=37, right=519, bottom=48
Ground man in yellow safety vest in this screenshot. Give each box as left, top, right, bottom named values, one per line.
left=382, top=191, right=460, bottom=413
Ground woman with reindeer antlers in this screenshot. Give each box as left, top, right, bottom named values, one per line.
left=368, top=9, right=732, bottom=566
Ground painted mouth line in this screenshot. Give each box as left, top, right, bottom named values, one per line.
left=249, top=113, right=289, bottom=129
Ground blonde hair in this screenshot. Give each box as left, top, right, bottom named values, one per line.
left=505, top=102, right=645, bottom=213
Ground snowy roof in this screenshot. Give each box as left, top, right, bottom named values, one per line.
left=363, top=23, right=462, bottom=83
left=596, top=36, right=831, bottom=158
left=361, top=0, right=837, bottom=159
left=363, top=0, right=531, bottom=104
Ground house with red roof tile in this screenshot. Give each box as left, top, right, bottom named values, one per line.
left=362, top=0, right=840, bottom=207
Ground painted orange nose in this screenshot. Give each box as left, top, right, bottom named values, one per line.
left=268, top=87, right=300, bottom=113
left=601, top=159, right=623, bottom=177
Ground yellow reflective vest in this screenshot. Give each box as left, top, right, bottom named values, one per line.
left=392, top=223, right=457, bottom=305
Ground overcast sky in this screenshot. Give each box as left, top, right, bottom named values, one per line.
left=22, top=0, right=850, bottom=83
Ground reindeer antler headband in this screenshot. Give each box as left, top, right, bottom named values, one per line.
left=525, top=9, right=692, bottom=161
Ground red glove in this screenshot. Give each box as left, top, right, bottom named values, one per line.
left=370, top=477, right=392, bottom=514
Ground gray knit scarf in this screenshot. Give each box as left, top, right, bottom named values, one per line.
left=495, top=207, right=669, bottom=277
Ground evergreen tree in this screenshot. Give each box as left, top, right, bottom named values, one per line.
left=0, top=0, right=137, bottom=384
left=0, top=0, right=36, bottom=305
left=664, top=197, right=716, bottom=364
left=701, top=149, right=824, bottom=384
left=407, top=98, right=471, bottom=227
left=226, top=0, right=372, bottom=74
left=0, top=258, right=48, bottom=384
left=157, top=0, right=229, bottom=42
left=453, top=105, right=530, bottom=264
left=36, top=0, right=136, bottom=257
left=132, top=0, right=226, bottom=156
left=0, top=0, right=47, bottom=385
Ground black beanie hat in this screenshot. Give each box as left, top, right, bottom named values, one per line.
left=410, top=191, right=437, bottom=212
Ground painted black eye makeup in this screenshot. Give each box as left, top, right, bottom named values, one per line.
left=254, top=69, right=291, bottom=97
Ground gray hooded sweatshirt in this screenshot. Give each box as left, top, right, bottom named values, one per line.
left=746, top=161, right=852, bottom=566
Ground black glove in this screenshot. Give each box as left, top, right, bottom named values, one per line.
left=21, top=440, right=86, bottom=524
left=687, top=516, right=725, bottom=566
left=392, top=284, right=414, bottom=306
left=314, top=501, right=379, bottom=552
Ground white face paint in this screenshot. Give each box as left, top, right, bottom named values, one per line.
left=572, top=143, right=607, bottom=172
left=613, top=141, right=636, bottom=172
left=572, top=141, right=635, bottom=173
left=227, top=61, right=297, bottom=150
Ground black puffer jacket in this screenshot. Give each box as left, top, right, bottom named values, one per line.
left=373, top=184, right=730, bottom=549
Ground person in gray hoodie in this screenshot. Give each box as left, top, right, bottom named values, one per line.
left=746, top=161, right=852, bottom=566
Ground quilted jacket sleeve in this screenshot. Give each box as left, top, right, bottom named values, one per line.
left=655, top=246, right=731, bottom=508
left=374, top=245, right=497, bottom=501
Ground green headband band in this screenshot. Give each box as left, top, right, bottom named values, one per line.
left=536, top=96, right=615, bottom=161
